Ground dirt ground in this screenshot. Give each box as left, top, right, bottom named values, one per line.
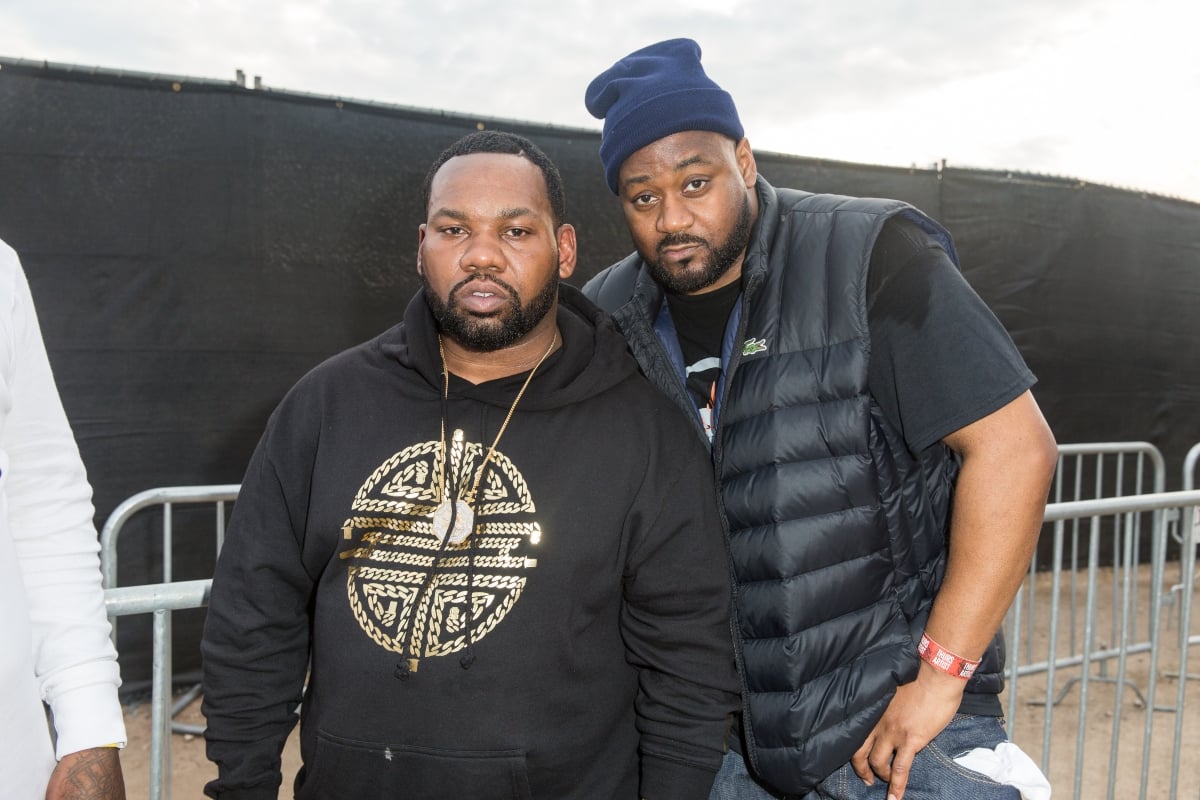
left=120, top=565, right=1200, bottom=798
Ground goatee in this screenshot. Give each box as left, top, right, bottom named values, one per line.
left=423, top=273, right=559, bottom=352
left=645, top=191, right=753, bottom=295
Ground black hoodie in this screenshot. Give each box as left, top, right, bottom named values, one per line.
left=201, top=286, right=739, bottom=800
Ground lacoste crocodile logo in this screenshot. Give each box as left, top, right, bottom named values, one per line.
left=742, top=338, right=768, bottom=356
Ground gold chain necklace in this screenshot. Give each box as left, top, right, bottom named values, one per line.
left=431, top=331, right=558, bottom=545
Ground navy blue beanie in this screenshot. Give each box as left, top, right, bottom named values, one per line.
left=585, top=38, right=743, bottom=194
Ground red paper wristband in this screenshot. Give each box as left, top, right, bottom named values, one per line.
left=917, top=632, right=979, bottom=679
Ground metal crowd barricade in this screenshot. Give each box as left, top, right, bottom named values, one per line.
left=1166, top=443, right=1200, bottom=644
left=1185, top=445, right=1200, bottom=566
left=106, top=579, right=212, bottom=800
left=100, top=456, right=1200, bottom=798
left=1008, top=443, right=1166, bottom=714
left=1004, top=489, right=1200, bottom=800
left=100, top=485, right=241, bottom=591
left=100, top=485, right=239, bottom=734
left=1049, top=443, right=1166, bottom=504
left=1187, top=444, right=1200, bottom=492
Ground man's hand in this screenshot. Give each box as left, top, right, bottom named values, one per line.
left=45, top=747, right=126, bottom=800
left=851, top=662, right=964, bottom=800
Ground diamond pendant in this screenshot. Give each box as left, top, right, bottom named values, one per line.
left=431, top=499, right=474, bottom=545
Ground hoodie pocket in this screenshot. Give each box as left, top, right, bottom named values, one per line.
left=297, top=730, right=534, bottom=800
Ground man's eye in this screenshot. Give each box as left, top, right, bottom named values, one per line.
left=685, top=178, right=708, bottom=192
left=442, top=226, right=465, bottom=235
left=506, top=228, right=529, bottom=238
left=632, top=193, right=655, bottom=206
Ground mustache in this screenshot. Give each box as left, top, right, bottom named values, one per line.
left=451, top=274, right=517, bottom=295
left=657, top=233, right=709, bottom=253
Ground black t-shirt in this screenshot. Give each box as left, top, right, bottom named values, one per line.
left=865, top=217, right=1035, bottom=453
left=666, top=216, right=1035, bottom=456
left=666, top=279, right=740, bottom=424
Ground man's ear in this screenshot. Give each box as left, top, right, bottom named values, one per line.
left=735, top=138, right=758, bottom=188
left=416, top=223, right=427, bottom=276
left=556, top=223, right=577, bottom=281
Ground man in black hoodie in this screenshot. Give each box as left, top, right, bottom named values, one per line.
left=201, top=131, right=740, bottom=800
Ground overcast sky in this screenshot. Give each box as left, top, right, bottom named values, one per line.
left=3, top=0, right=1198, bottom=202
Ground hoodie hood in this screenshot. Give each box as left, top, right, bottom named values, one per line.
left=381, top=283, right=639, bottom=412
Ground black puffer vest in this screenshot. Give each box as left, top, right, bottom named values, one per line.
left=584, top=177, right=1004, bottom=796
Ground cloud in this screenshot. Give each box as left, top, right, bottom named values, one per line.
left=2, top=0, right=1197, bottom=200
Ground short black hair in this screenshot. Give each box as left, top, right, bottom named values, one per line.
left=421, top=131, right=567, bottom=226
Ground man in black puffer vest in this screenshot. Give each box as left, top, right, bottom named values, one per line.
left=582, top=38, right=1058, bottom=800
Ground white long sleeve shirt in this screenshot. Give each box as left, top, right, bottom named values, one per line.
left=0, top=240, right=125, bottom=799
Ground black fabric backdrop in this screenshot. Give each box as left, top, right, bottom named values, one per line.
left=2, top=60, right=1198, bottom=686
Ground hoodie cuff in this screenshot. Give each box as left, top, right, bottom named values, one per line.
left=50, top=683, right=127, bottom=759
left=641, top=755, right=720, bottom=800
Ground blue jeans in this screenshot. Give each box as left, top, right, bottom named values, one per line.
left=709, top=715, right=1021, bottom=800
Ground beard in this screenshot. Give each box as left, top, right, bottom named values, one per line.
left=422, top=271, right=559, bottom=352
left=644, top=191, right=753, bottom=295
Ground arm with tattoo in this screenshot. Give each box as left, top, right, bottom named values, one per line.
left=44, top=747, right=126, bottom=800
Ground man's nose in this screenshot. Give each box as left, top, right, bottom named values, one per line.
left=460, top=235, right=504, bottom=272
left=656, top=195, right=694, bottom=234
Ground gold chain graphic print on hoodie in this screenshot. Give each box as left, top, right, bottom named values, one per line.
left=340, top=430, right=541, bottom=666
